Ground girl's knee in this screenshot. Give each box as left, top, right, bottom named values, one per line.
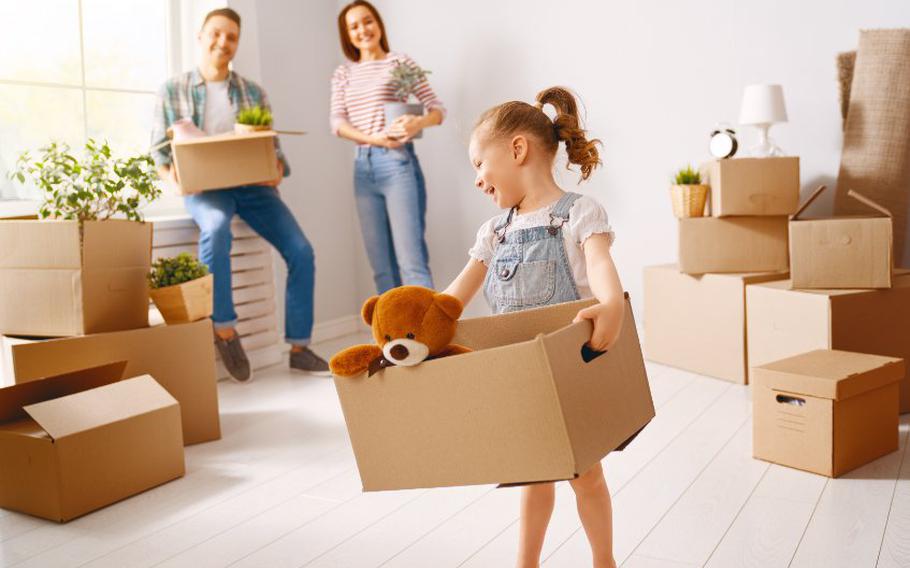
left=570, top=464, right=607, bottom=495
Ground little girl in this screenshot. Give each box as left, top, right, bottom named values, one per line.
left=443, top=87, right=625, bottom=568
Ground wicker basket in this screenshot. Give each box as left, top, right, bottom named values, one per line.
left=669, top=184, right=709, bottom=218
left=234, top=123, right=272, bottom=134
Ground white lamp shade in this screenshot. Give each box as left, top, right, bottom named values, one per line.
left=739, top=84, right=788, bottom=125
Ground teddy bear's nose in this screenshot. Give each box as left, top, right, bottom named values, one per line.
left=389, top=344, right=410, bottom=361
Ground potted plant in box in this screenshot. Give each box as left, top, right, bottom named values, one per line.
left=149, top=252, right=213, bottom=324
left=235, top=105, right=273, bottom=134
left=669, top=165, right=708, bottom=218
left=384, top=60, right=431, bottom=140
left=4, top=140, right=162, bottom=335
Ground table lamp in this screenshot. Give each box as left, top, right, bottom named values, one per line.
left=739, top=84, right=788, bottom=157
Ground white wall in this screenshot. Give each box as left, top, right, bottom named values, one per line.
left=230, top=0, right=366, bottom=328
left=234, top=0, right=910, bottom=323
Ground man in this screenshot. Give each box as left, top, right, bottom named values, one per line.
left=151, top=7, right=329, bottom=381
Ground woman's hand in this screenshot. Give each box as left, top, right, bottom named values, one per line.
left=369, top=133, right=405, bottom=149
left=262, top=160, right=284, bottom=187
left=386, top=114, right=424, bottom=141
left=573, top=302, right=622, bottom=352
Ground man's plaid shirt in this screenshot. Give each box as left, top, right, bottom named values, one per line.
left=150, top=68, right=290, bottom=176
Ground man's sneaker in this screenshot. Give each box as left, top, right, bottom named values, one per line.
left=215, top=334, right=252, bottom=383
left=290, top=347, right=331, bottom=376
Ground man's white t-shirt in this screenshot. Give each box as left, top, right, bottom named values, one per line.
left=203, top=80, right=235, bottom=135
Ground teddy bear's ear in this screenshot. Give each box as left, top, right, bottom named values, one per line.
left=361, top=295, right=380, bottom=326
left=433, top=293, right=464, bottom=321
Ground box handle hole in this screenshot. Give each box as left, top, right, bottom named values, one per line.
left=775, top=394, right=806, bottom=407
left=581, top=345, right=606, bottom=363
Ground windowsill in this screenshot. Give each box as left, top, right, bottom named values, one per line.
left=0, top=200, right=38, bottom=219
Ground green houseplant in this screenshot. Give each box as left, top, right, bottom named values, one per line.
left=1, top=140, right=160, bottom=336
left=149, top=252, right=213, bottom=324
left=235, top=105, right=273, bottom=134
left=669, top=165, right=708, bottom=218
left=384, top=60, right=431, bottom=140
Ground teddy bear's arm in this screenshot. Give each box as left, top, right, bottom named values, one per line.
left=436, top=344, right=473, bottom=358
left=329, top=344, right=383, bottom=377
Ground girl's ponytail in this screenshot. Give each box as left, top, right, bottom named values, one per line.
left=535, top=87, right=602, bottom=181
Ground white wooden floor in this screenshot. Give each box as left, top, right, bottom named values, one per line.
left=2, top=331, right=909, bottom=568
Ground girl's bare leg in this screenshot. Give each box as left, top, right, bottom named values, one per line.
left=516, top=482, right=556, bottom=568
left=569, top=462, right=616, bottom=568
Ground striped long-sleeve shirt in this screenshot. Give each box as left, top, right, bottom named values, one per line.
left=330, top=52, right=445, bottom=143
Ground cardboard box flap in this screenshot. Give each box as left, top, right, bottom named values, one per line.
left=0, top=220, right=82, bottom=269
left=81, top=220, right=153, bottom=269
left=0, top=361, right=127, bottom=424
left=753, top=349, right=904, bottom=400
left=22, top=375, right=177, bottom=440
left=172, top=130, right=277, bottom=147
left=793, top=185, right=891, bottom=220
left=454, top=298, right=598, bottom=351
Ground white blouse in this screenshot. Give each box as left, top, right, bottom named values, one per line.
left=468, top=194, right=615, bottom=299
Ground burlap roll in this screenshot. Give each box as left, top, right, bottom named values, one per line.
left=835, top=29, right=910, bottom=267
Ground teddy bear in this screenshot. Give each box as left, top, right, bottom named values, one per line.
left=329, top=286, right=472, bottom=377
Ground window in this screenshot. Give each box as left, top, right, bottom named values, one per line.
left=0, top=0, right=222, bottom=213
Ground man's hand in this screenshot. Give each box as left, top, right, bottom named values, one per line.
left=263, top=160, right=284, bottom=187
left=573, top=302, right=622, bottom=352
left=386, top=114, right=423, bottom=141
left=158, top=165, right=182, bottom=194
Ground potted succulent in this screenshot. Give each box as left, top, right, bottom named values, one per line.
left=384, top=60, right=431, bottom=140
left=669, top=165, right=709, bottom=218
left=148, top=252, right=213, bottom=324
left=3, top=140, right=162, bottom=335
left=235, top=105, right=273, bottom=134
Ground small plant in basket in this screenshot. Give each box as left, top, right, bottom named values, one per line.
left=669, top=165, right=709, bottom=218
left=149, top=253, right=213, bottom=324
left=235, top=105, right=273, bottom=134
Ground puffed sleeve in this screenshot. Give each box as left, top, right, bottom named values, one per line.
left=568, top=195, right=615, bottom=247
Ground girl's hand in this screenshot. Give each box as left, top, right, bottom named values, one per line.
left=387, top=114, right=423, bottom=140
left=573, top=302, right=621, bottom=352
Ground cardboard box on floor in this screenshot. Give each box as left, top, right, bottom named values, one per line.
left=334, top=295, right=655, bottom=491
left=705, top=157, right=800, bottom=217
left=643, top=265, right=788, bottom=384
left=678, top=216, right=789, bottom=274
left=789, top=185, right=893, bottom=289
left=752, top=349, right=902, bottom=477
left=172, top=131, right=280, bottom=195
left=3, top=319, right=220, bottom=445
left=747, top=272, right=910, bottom=413
left=0, top=219, right=152, bottom=337
left=0, top=362, right=185, bottom=522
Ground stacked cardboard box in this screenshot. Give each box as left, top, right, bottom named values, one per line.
left=0, top=217, right=221, bottom=522
left=644, top=157, right=799, bottom=383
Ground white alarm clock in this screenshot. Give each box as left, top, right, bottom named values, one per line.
left=709, top=127, right=738, bottom=159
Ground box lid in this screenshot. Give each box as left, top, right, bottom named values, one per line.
left=752, top=349, right=904, bottom=400
left=172, top=130, right=277, bottom=147
left=81, top=220, right=153, bottom=269
left=22, top=375, right=177, bottom=440
left=0, top=361, right=127, bottom=424
left=0, top=220, right=82, bottom=269
left=751, top=269, right=910, bottom=296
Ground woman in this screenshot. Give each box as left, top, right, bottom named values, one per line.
left=331, top=0, right=445, bottom=293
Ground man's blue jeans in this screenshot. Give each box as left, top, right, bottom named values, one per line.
left=184, top=185, right=315, bottom=346
left=354, top=144, right=433, bottom=293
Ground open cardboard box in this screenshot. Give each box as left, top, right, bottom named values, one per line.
left=171, top=131, right=280, bottom=194
left=0, top=362, right=185, bottom=522
left=334, top=294, right=655, bottom=491
left=0, top=219, right=152, bottom=337
left=747, top=271, right=910, bottom=413
left=643, top=264, right=789, bottom=384
left=789, top=185, right=893, bottom=289
left=752, top=349, right=902, bottom=477
left=3, top=319, right=220, bottom=445
left=705, top=157, right=800, bottom=217
left=678, top=216, right=790, bottom=275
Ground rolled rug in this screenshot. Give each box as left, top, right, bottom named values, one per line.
left=835, top=29, right=910, bottom=267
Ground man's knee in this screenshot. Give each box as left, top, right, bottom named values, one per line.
left=284, top=235, right=314, bottom=268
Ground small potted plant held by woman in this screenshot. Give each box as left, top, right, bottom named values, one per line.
left=235, top=105, right=273, bottom=134
left=149, top=252, right=214, bottom=324
left=383, top=61, right=431, bottom=139
left=670, top=165, right=709, bottom=218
